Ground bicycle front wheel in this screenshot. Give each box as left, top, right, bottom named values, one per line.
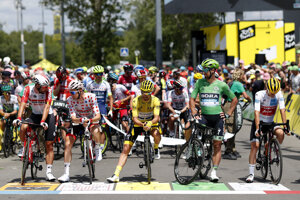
left=145, top=138, right=152, bottom=184
left=258, top=137, right=268, bottom=179
left=200, top=136, right=212, bottom=179
left=174, top=138, right=204, bottom=185
left=3, top=128, right=11, bottom=158
left=269, top=139, right=283, bottom=185
left=86, top=140, right=94, bottom=184
left=21, top=140, right=30, bottom=185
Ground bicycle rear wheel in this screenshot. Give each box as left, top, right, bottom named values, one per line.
left=86, top=140, right=94, bottom=184
left=174, top=138, right=204, bottom=185
left=3, top=128, right=11, bottom=158
left=200, top=135, right=212, bottom=179
left=258, top=137, right=268, bottom=179
left=269, top=139, right=283, bottom=185
left=145, top=138, right=152, bottom=184
left=21, top=140, right=30, bottom=185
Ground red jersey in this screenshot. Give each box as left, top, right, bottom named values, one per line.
left=53, top=76, right=74, bottom=101
left=118, top=75, right=137, bottom=91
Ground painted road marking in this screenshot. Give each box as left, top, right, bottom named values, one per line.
left=57, top=182, right=114, bottom=191
left=115, top=182, right=171, bottom=191
left=229, top=182, right=290, bottom=191
left=172, top=182, right=229, bottom=191
left=59, top=190, right=266, bottom=194
left=0, top=183, right=59, bottom=191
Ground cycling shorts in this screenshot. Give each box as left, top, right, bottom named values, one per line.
left=172, top=110, right=190, bottom=124
left=250, top=121, right=282, bottom=143
left=68, top=123, right=101, bottom=140
left=27, top=114, right=55, bottom=141
left=198, top=114, right=224, bottom=141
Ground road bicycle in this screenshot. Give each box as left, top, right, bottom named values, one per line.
left=82, top=125, right=95, bottom=184
left=256, top=120, right=289, bottom=185
left=2, top=117, right=20, bottom=158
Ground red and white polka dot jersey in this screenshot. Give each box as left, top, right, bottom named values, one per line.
left=67, top=93, right=100, bottom=121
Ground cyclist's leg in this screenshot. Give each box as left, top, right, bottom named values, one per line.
left=150, top=125, right=161, bottom=159
left=120, top=109, right=129, bottom=132
left=181, top=110, right=191, bottom=141
left=0, top=119, right=5, bottom=132
left=168, top=112, right=176, bottom=136
left=274, top=126, right=284, bottom=144
left=247, top=121, right=260, bottom=181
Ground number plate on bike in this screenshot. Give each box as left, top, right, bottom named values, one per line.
left=53, top=100, right=68, bottom=109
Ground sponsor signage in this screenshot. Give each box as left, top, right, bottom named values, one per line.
left=285, top=31, right=295, bottom=51
left=239, top=25, right=255, bottom=41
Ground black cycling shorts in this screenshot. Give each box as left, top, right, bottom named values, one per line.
left=198, top=114, right=224, bottom=141
left=27, top=113, right=55, bottom=141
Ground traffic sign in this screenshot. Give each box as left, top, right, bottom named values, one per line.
left=294, top=3, right=300, bottom=8
left=120, top=48, right=129, bottom=57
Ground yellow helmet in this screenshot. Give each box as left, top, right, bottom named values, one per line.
left=140, top=80, right=154, bottom=93
left=266, top=78, right=281, bottom=94
left=193, top=73, right=203, bottom=80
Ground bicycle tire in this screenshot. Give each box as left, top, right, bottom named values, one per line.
left=86, top=139, right=93, bottom=184
left=101, top=129, right=108, bottom=154
left=258, top=136, right=268, bottom=179
left=145, top=138, right=152, bottom=184
left=174, top=138, right=204, bottom=185
left=200, top=135, right=212, bottom=179
left=3, top=127, right=11, bottom=158
left=31, top=155, right=39, bottom=179
left=174, top=121, right=181, bottom=155
left=21, top=139, right=30, bottom=185
left=269, top=139, right=283, bottom=185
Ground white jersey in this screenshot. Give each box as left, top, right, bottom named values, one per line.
left=167, top=90, right=189, bottom=110
left=131, top=83, right=141, bottom=98
left=254, top=90, right=285, bottom=122
left=15, top=84, right=24, bottom=97
left=0, top=95, right=19, bottom=113
left=113, top=84, right=130, bottom=101
left=67, top=93, right=100, bottom=121
left=86, top=80, right=111, bottom=105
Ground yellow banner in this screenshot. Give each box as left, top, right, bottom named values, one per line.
left=53, top=12, right=61, bottom=41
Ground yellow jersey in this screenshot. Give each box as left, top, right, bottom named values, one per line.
left=132, top=95, right=160, bottom=123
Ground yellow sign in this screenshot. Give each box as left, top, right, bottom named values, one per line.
left=115, top=182, right=171, bottom=191
left=0, top=183, right=59, bottom=191
left=38, top=43, right=44, bottom=59
left=53, top=12, right=61, bottom=41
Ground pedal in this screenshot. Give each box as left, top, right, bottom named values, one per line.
left=38, top=165, right=43, bottom=171
left=139, top=162, right=144, bottom=168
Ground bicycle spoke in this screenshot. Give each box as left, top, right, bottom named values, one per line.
left=269, top=140, right=282, bottom=185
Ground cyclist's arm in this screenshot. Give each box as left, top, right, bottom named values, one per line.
left=153, top=85, right=160, bottom=96
left=227, top=97, right=238, bottom=116
left=0, top=109, right=4, bottom=117
left=53, top=79, right=60, bottom=97
left=241, top=91, right=252, bottom=103
left=190, top=80, right=200, bottom=116
left=223, top=83, right=237, bottom=116
left=278, top=92, right=287, bottom=128
left=180, top=91, right=190, bottom=113
left=18, top=86, right=30, bottom=120
left=190, top=98, right=198, bottom=116
left=167, top=102, right=176, bottom=115
left=254, top=92, right=261, bottom=130
left=41, top=89, right=52, bottom=123
left=108, top=94, right=113, bottom=112
left=133, top=117, right=144, bottom=127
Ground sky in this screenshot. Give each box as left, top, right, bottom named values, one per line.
left=0, top=0, right=283, bottom=35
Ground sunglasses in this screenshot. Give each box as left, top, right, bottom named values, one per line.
left=3, top=92, right=11, bottom=95
left=70, top=91, right=78, bottom=95
left=142, top=91, right=152, bottom=96
left=203, top=67, right=210, bottom=73
left=94, top=73, right=103, bottom=76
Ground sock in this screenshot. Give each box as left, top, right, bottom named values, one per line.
left=46, top=165, right=52, bottom=174
left=249, top=164, right=255, bottom=175
left=64, top=163, right=70, bottom=175
left=100, top=144, right=105, bottom=149
left=154, top=143, right=159, bottom=149
left=95, top=143, right=100, bottom=150
left=114, top=165, right=122, bottom=177
left=213, top=165, right=218, bottom=170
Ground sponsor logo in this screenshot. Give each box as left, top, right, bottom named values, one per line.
left=285, top=31, right=295, bottom=51
left=239, top=25, right=255, bottom=41
left=201, top=93, right=219, bottom=99
left=213, top=86, right=219, bottom=91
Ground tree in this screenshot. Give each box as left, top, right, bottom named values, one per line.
left=44, top=0, right=126, bottom=65
left=121, top=0, right=218, bottom=65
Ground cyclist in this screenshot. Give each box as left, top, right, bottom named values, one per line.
left=58, top=80, right=102, bottom=182
left=107, top=80, right=161, bottom=183
left=148, top=66, right=161, bottom=97
left=15, top=72, right=31, bottom=103
left=118, top=63, right=137, bottom=91
left=246, top=78, right=288, bottom=183
left=0, top=85, right=18, bottom=131
left=130, top=69, right=147, bottom=99
left=166, top=80, right=191, bottom=140
left=53, top=66, right=74, bottom=101
left=13, top=74, right=56, bottom=181
left=86, top=65, right=113, bottom=152
left=108, top=72, right=131, bottom=133
left=190, top=58, right=237, bottom=182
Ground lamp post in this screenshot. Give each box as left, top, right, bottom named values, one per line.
left=170, top=41, right=174, bottom=66
left=134, top=50, right=140, bottom=65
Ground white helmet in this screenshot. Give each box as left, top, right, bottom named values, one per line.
left=3, top=57, right=10, bottom=65
left=69, top=80, right=84, bottom=90
left=32, top=74, right=50, bottom=86
left=20, top=72, right=30, bottom=79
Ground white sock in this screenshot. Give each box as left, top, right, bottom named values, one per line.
left=95, top=143, right=100, bottom=150
left=249, top=164, right=255, bottom=175
left=100, top=144, right=104, bottom=149
left=46, top=165, right=52, bottom=174
left=64, top=163, right=70, bottom=175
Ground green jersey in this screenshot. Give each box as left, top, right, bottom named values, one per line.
left=191, top=79, right=235, bottom=115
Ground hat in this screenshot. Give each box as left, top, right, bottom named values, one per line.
left=292, top=65, right=299, bottom=71
left=276, top=64, right=282, bottom=69
left=263, top=73, right=270, bottom=80
left=188, top=66, right=193, bottom=71
left=223, top=69, right=228, bottom=74
left=1, top=70, right=12, bottom=77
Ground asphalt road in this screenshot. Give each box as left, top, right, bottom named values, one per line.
left=0, top=120, right=300, bottom=199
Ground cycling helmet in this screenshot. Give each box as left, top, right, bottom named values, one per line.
left=108, top=72, right=119, bottom=81
left=123, top=63, right=134, bottom=71
left=140, top=80, right=154, bottom=93
left=193, top=73, right=203, bottom=80
left=173, top=80, right=184, bottom=88
left=136, top=69, right=147, bottom=78
left=20, top=72, right=30, bottom=79
left=180, top=66, right=186, bottom=71
left=134, top=65, right=145, bottom=74
left=188, top=66, right=194, bottom=72
left=159, top=70, right=166, bottom=77
left=69, top=80, right=84, bottom=90
left=56, top=66, right=67, bottom=80
left=266, top=78, right=281, bottom=95
left=1, top=84, right=12, bottom=92
left=93, top=65, right=104, bottom=73
left=196, top=65, right=203, bottom=72
left=32, top=74, right=50, bottom=86
left=82, top=66, right=88, bottom=73
left=149, top=66, right=159, bottom=73
left=74, top=68, right=84, bottom=75
left=201, top=58, right=219, bottom=69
